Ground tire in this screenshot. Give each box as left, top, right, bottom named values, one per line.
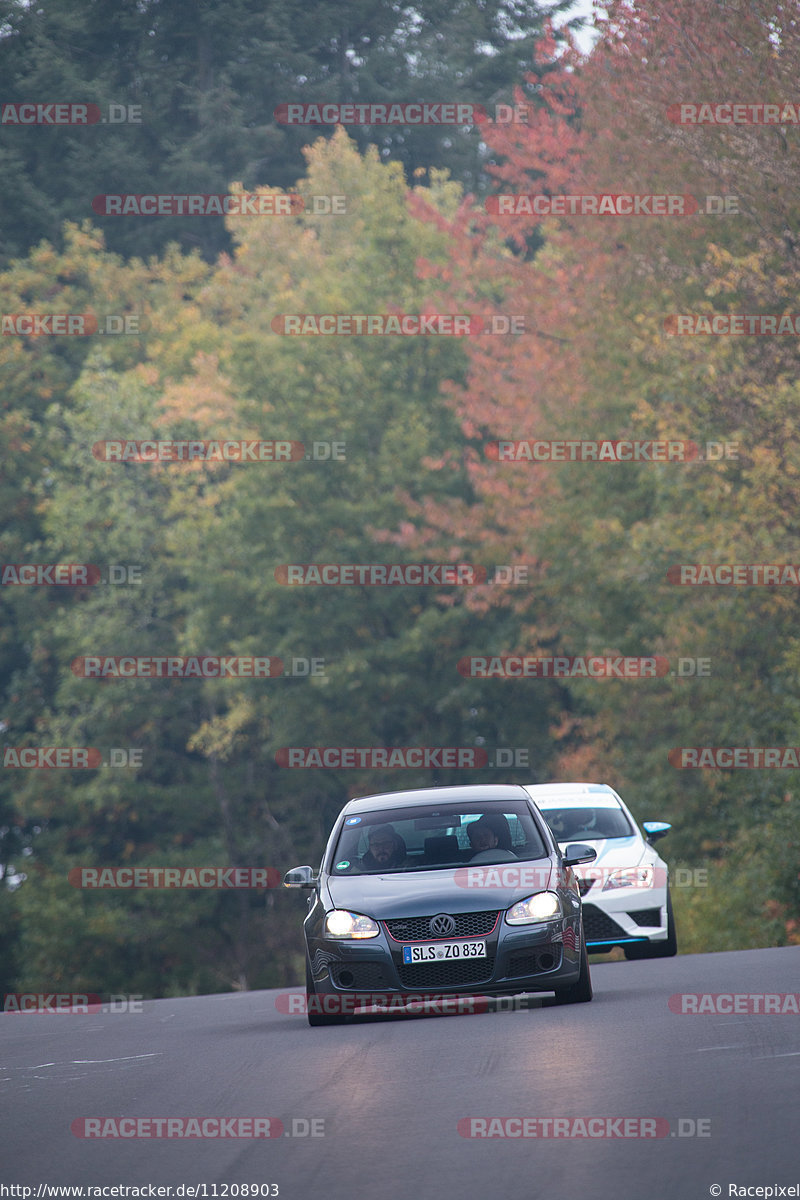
left=554, top=930, right=593, bottom=1004
left=306, top=959, right=348, bottom=1026
left=624, top=889, right=678, bottom=960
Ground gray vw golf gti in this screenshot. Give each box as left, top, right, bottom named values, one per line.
left=284, top=783, right=596, bottom=1025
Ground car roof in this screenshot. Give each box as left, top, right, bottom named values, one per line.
left=523, top=782, right=624, bottom=809
left=342, top=783, right=533, bottom=814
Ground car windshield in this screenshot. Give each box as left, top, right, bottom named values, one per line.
left=329, top=801, right=548, bottom=875
left=540, top=805, right=634, bottom=841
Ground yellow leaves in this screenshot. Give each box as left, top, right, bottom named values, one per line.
left=134, top=363, right=159, bottom=387
left=187, top=697, right=259, bottom=761
left=158, top=352, right=238, bottom=428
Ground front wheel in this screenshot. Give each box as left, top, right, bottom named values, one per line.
left=553, top=932, right=593, bottom=1004
left=624, top=889, right=678, bottom=960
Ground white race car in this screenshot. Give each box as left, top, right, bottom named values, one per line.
left=524, top=782, right=677, bottom=958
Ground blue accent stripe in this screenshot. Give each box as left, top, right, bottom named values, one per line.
left=586, top=937, right=649, bottom=947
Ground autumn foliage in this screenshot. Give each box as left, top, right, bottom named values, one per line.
left=409, top=0, right=800, bottom=941
left=3, top=1, right=800, bottom=993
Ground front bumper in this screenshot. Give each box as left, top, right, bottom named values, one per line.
left=306, top=911, right=583, bottom=998
left=580, top=890, right=669, bottom=950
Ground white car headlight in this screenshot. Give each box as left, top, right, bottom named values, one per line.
left=324, top=910, right=380, bottom=939
left=602, top=865, right=654, bottom=891
left=505, top=891, right=562, bottom=925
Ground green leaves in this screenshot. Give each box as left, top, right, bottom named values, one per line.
left=3, top=129, right=554, bottom=993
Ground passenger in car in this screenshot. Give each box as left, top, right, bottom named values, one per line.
left=468, top=818, right=498, bottom=853
left=467, top=813, right=513, bottom=855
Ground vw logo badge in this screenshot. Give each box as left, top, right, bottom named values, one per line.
left=430, top=913, right=455, bottom=936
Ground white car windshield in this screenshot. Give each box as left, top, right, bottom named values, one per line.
left=541, top=806, right=634, bottom=841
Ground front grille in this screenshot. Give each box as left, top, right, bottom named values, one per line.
left=331, top=961, right=391, bottom=990
left=384, top=910, right=499, bottom=942
left=398, top=955, right=495, bottom=990
left=580, top=904, right=629, bottom=942
left=628, top=907, right=662, bottom=927
left=506, top=945, right=561, bottom=977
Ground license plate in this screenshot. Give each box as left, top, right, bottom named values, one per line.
left=402, top=940, right=486, bottom=964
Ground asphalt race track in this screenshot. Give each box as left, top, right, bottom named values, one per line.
left=2, top=946, right=798, bottom=1200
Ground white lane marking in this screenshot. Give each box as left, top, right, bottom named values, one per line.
left=1, top=1053, right=159, bottom=1070
left=693, top=1045, right=747, bottom=1052
left=70, top=1055, right=159, bottom=1064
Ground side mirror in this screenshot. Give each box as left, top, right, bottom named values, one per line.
left=283, top=865, right=317, bottom=889
left=563, top=843, right=597, bottom=867
left=642, top=821, right=671, bottom=844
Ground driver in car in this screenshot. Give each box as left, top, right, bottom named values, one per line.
left=360, top=823, right=408, bottom=871
left=570, top=809, right=599, bottom=837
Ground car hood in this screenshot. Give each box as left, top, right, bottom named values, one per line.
left=559, top=836, right=648, bottom=873
left=326, top=860, right=556, bottom=918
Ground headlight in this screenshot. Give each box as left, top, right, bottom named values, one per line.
left=602, top=865, right=654, bottom=891
left=506, top=891, right=561, bottom=925
left=324, top=910, right=380, bottom=939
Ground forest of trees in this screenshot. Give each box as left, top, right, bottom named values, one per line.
left=1, top=0, right=798, bottom=998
